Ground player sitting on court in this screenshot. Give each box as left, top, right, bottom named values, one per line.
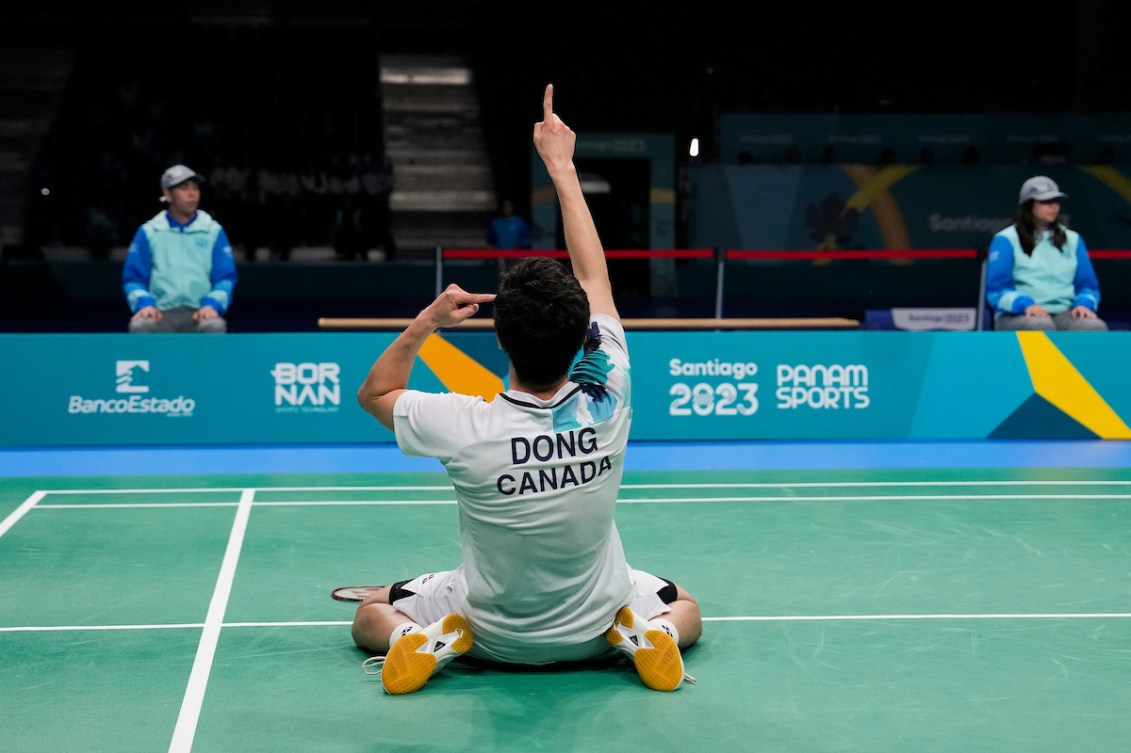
left=351, top=85, right=702, bottom=695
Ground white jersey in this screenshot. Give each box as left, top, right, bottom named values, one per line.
left=392, top=314, right=634, bottom=656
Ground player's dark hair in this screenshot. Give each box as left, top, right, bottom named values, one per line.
left=494, top=256, right=589, bottom=389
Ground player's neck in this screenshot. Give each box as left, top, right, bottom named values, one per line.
left=510, top=370, right=569, bottom=400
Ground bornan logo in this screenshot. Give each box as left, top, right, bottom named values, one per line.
left=68, top=361, right=195, bottom=416
left=272, top=362, right=341, bottom=413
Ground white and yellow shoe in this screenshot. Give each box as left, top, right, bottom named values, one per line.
left=378, top=614, right=474, bottom=695
left=604, top=607, right=687, bottom=691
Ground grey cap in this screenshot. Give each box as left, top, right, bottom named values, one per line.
left=160, top=164, right=200, bottom=191
left=1019, top=175, right=1066, bottom=204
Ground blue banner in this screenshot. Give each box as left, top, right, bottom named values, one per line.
left=2, top=331, right=1128, bottom=446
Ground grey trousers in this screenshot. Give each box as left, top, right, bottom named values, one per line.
left=994, top=311, right=1108, bottom=332
left=128, top=306, right=228, bottom=333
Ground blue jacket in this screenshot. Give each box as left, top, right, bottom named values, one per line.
left=486, top=215, right=532, bottom=250
left=122, top=209, right=237, bottom=314
left=986, top=224, right=1100, bottom=315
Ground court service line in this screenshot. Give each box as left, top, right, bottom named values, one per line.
left=0, top=491, right=46, bottom=538
left=0, top=621, right=350, bottom=633
left=37, top=503, right=239, bottom=509
left=0, top=623, right=207, bottom=632
left=33, top=486, right=452, bottom=494
left=617, top=494, right=1131, bottom=503
left=254, top=494, right=1131, bottom=505
left=5, top=613, right=1131, bottom=635
left=624, top=480, right=1131, bottom=488
left=24, top=493, right=1131, bottom=511
left=36, top=497, right=454, bottom=511
left=167, top=488, right=255, bottom=753
left=708, top=613, right=1131, bottom=622
left=33, top=479, right=1131, bottom=496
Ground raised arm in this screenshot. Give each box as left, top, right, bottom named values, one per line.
left=533, top=84, right=618, bottom=320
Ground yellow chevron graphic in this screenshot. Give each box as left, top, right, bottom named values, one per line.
left=418, top=334, right=505, bottom=401
left=1016, top=331, right=1131, bottom=438
left=1079, top=165, right=1131, bottom=205
left=842, top=164, right=919, bottom=214
left=840, top=164, right=917, bottom=250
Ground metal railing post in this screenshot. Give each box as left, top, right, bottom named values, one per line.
left=434, top=245, right=443, bottom=297
left=975, top=247, right=988, bottom=330
left=714, top=247, right=726, bottom=319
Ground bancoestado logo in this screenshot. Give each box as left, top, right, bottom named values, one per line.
left=776, top=363, right=870, bottom=409
left=272, top=362, right=341, bottom=413
left=68, top=360, right=196, bottom=416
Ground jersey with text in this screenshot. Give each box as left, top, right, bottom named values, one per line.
left=393, top=314, right=633, bottom=650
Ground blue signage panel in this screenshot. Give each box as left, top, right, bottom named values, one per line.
left=1, top=334, right=394, bottom=446
left=2, top=331, right=1128, bottom=446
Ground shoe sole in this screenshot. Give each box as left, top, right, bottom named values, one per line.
left=605, top=606, right=684, bottom=691
left=382, top=614, right=473, bottom=695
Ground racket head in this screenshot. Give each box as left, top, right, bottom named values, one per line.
left=331, top=585, right=386, bottom=602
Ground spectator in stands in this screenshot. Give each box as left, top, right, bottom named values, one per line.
left=986, top=175, right=1107, bottom=331
left=486, top=197, right=533, bottom=250
left=122, top=165, right=237, bottom=333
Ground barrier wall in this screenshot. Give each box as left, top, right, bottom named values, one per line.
left=2, top=330, right=1129, bottom=447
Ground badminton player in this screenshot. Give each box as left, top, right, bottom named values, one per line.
left=352, top=85, right=702, bottom=694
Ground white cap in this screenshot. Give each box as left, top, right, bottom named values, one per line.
left=160, top=164, right=200, bottom=191
left=1018, top=175, right=1066, bottom=204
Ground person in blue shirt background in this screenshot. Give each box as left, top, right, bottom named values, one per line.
left=986, top=175, right=1107, bottom=331
left=122, top=164, right=238, bottom=333
left=486, top=197, right=533, bottom=250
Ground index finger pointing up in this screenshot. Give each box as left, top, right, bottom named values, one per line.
left=543, top=84, right=554, bottom=122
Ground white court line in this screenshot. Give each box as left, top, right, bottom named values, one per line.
left=0, top=491, right=46, bottom=537
left=36, top=503, right=239, bottom=509
left=617, top=494, right=1131, bottom=503
left=246, top=486, right=450, bottom=492
left=5, top=613, right=1131, bottom=635
left=0, top=621, right=349, bottom=632
left=247, top=492, right=1131, bottom=504
left=1, top=623, right=207, bottom=632
left=32, top=500, right=454, bottom=510
left=35, top=479, right=1131, bottom=496
left=168, top=488, right=255, bottom=753
left=254, top=499, right=455, bottom=507
left=36, top=486, right=452, bottom=494
left=624, top=480, right=1131, bottom=488
left=706, top=613, right=1131, bottom=621
left=20, top=493, right=1131, bottom=511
